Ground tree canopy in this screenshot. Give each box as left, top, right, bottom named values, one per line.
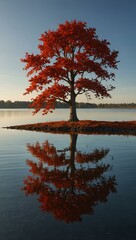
left=21, top=20, right=119, bottom=121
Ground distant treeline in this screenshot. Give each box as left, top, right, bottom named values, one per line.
left=98, top=103, right=136, bottom=108
left=0, top=100, right=136, bottom=109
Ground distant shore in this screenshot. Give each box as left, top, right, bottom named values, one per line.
left=0, top=100, right=136, bottom=109
left=5, top=120, right=136, bottom=135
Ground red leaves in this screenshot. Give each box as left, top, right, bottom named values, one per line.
left=29, top=83, right=70, bottom=115
left=75, top=78, right=113, bottom=98
left=21, top=53, right=50, bottom=76
left=21, top=20, right=119, bottom=116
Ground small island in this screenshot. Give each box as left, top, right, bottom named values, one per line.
left=5, top=120, right=136, bottom=135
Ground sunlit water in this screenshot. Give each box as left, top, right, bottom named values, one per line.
left=0, top=109, right=136, bottom=240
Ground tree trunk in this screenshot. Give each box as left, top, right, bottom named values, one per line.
left=69, top=85, right=79, bottom=122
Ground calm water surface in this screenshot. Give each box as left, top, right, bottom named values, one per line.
left=0, top=108, right=136, bottom=126
left=0, top=109, right=136, bottom=240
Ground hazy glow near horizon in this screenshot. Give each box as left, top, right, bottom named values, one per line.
left=0, top=0, right=135, bottom=103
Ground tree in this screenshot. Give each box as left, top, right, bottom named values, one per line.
left=22, top=135, right=116, bottom=223
left=21, top=20, right=119, bottom=121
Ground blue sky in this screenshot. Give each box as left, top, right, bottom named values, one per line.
left=0, top=0, right=135, bottom=103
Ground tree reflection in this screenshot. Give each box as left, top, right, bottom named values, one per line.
left=23, top=134, right=116, bottom=223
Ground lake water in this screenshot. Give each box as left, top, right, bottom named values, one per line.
left=0, top=109, right=136, bottom=240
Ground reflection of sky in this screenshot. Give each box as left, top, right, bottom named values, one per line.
left=0, top=109, right=136, bottom=128
left=0, top=0, right=135, bottom=103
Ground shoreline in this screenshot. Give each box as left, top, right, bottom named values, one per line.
left=4, top=120, right=136, bottom=136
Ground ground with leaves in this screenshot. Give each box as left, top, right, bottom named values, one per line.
left=5, top=120, right=136, bottom=135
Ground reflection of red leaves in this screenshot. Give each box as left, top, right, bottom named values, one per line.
left=24, top=173, right=116, bottom=223
left=23, top=139, right=116, bottom=223
left=27, top=141, right=109, bottom=166
left=39, top=190, right=93, bottom=222
left=27, top=141, right=68, bottom=166
left=76, top=148, right=109, bottom=163
left=21, top=20, right=118, bottom=115
left=38, top=175, right=116, bottom=223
